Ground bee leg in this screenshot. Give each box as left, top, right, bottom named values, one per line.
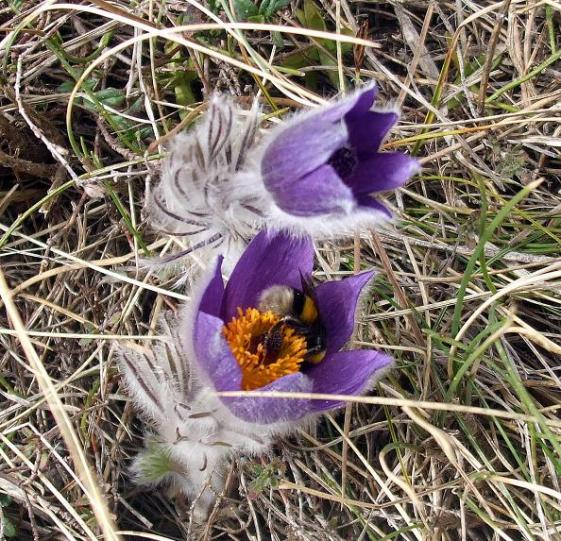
left=278, top=316, right=307, bottom=334
left=262, top=322, right=284, bottom=364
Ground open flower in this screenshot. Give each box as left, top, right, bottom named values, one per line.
left=183, top=230, right=392, bottom=424
left=259, top=85, right=419, bottom=234
left=118, top=315, right=277, bottom=521
left=119, top=230, right=392, bottom=519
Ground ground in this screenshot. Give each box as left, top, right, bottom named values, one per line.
left=0, top=0, right=560, bottom=540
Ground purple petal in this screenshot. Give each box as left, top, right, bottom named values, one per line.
left=308, top=349, right=393, bottom=412
left=320, top=84, right=377, bottom=123
left=355, top=195, right=392, bottom=218
left=223, top=372, right=314, bottom=423
left=222, top=231, right=314, bottom=321
left=345, top=153, right=419, bottom=195
left=262, top=118, right=346, bottom=193
left=261, top=85, right=378, bottom=194
left=314, top=270, right=374, bottom=354
left=198, top=256, right=224, bottom=317
left=346, top=110, right=398, bottom=157
left=351, top=85, right=377, bottom=112
left=193, top=312, right=242, bottom=391
left=270, top=164, right=355, bottom=216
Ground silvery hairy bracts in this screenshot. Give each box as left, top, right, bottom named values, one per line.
left=147, top=95, right=267, bottom=270
left=117, top=315, right=281, bottom=522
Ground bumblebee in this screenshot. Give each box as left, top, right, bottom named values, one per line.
left=257, top=279, right=327, bottom=364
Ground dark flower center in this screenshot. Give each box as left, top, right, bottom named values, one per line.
left=328, top=147, right=357, bottom=179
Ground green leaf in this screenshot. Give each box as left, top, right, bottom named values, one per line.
left=233, top=0, right=259, bottom=19
left=247, top=14, right=265, bottom=23
left=173, top=72, right=198, bottom=110
left=8, top=0, right=23, bottom=11
left=318, top=50, right=340, bottom=86
left=272, top=30, right=284, bottom=48
left=297, top=0, right=326, bottom=32
left=207, top=0, right=221, bottom=13
left=134, top=442, right=177, bottom=484
left=246, top=461, right=283, bottom=494
left=281, top=46, right=320, bottom=69
left=94, top=88, right=125, bottom=108
left=81, top=87, right=125, bottom=113
left=57, top=79, right=97, bottom=93
left=261, top=0, right=289, bottom=19
left=322, top=26, right=354, bottom=54
left=292, top=0, right=351, bottom=88
left=3, top=517, right=17, bottom=538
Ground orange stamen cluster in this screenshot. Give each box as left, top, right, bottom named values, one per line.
left=223, top=307, right=308, bottom=391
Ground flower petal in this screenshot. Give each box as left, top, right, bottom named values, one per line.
left=345, top=153, right=419, bottom=195
left=198, top=256, right=225, bottom=317
left=262, top=118, right=347, bottom=193
left=346, top=110, right=398, bottom=157
left=194, top=312, right=242, bottom=391
left=307, top=349, right=393, bottom=412
left=261, top=85, right=378, bottom=194
left=223, top=372, right=314, bottom=423
left=314, top=270, right=374, bottom=354
left=320, top=84, right=377, bottom=123
left=270, top=164, right=355, bottom=216
left=222, top=231, right=314, bottom=321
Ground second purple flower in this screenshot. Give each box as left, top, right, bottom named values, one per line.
left=259, top=84, right=419, bottom=227
left=149, top=85, right=419, bottom=267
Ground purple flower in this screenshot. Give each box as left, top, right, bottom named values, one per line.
left=147, top=87, right=418, bottom=270
left=184, top=230, right=392, bottom=424
left=261, top=84, right=419, bottom=223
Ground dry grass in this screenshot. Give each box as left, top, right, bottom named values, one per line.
left=1, top=0, right=561, bottom=539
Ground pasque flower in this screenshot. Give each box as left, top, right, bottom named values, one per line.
left=149, top=85, right=418, bottom=269
left=182, top=229, right=392, bottom=424
left=118, top=315, right=276, bottom=522
left=259, top=84, right=419, bottom=234
left=119, top=231, right=391, bottom=520
left=124, top=85, right=405, bottom=522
